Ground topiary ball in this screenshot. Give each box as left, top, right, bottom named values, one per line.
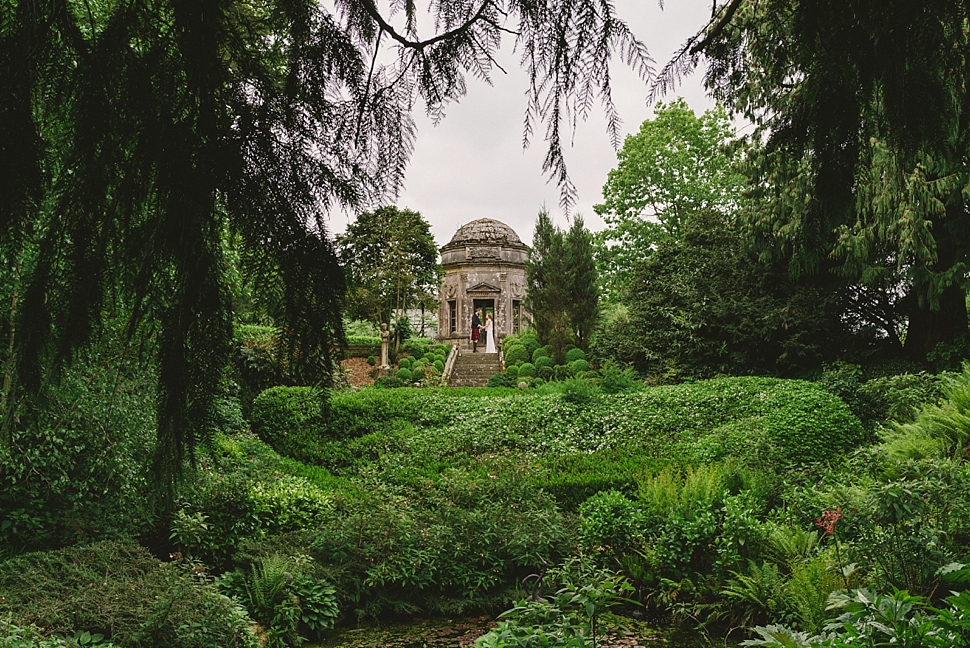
left=398, top=357, right=412, bottom=370
left=518, top=362, right=536, bottom=377
left=569, top=358, right=590, bottom=373
left=535, top=355, right=555, bottom=370
left=396, top=368, right=411, bottom=381
left=531, top=347, right=548, bottom=363
left=565, top=348, right=587, bottom=363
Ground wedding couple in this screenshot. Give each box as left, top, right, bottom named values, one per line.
left=471, top=308, right=496, bottom=353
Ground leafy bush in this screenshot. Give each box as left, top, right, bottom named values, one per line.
left=565, top=348, right=587, bottom=363
left=434, top=359, right=444, bottom=372
left=488, top=373, right=517, bottom=388
left=863, top=372, right=945, bottom=425
left=560, top=377, right=594, bottom=404
left=249, top=387, right=324, bottom=460
left=398, top=357, right=412, bottom=369
left=311, top=471, right=573, bottom=618
left=0, top=541, right=257, bottom=648
left=598, top=362, right=640, bottom=394
left=528, top=448, right=661, bottom=511
left=579, top=490, right=646, bottom=562
left=517, top=362, right=536, bottom=378
left=569, top=359, right=590, bottom=374
left=170, top=434, right=338, bottom=569
left=366, top=355, right=376, bottom=366
left=373, top=375, right=406, bottom=388
left=504, top=345, right=530, bottom=366
left=532, top=347, right=549, bottom=363
left=506, top=365, right=519, bottom=379
left=396, top=368, right=412, bottom=382
left=346, top=335, right=381, bottom=346
left=552, top=364, right=575, bottom=381
left=0, top=338, right=156, bottom=553
left=517, top=333, right=541, bottom=360
left=535, top=356, right=555, bottom=370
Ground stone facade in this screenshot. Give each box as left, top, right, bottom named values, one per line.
left=437, top=219, right=530, bottom=350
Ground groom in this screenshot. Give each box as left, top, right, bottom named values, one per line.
left=471, top=307, right=482, bottom=352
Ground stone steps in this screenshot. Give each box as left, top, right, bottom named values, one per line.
left=448, top=352, right=502, bottom=387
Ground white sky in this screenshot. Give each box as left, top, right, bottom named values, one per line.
left=329, top=0, right=721, bottom=248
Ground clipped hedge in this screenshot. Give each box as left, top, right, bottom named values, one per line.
left=317, top=377, right=864, bottom=469
left=249, top=386, right=323, bottom=459
left=0, top=541, right=257, bottom=648
left=565, top=348, right=587, bottom=363
left=518, top=362, right=536, bottom=377
left=535, top=355, right=555, bottom=370
left=504, top=345, right=530, bottom=366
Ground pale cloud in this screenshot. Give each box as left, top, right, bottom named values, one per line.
left=330, top=0, right=718, bottom=248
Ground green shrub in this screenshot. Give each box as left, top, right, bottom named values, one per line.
left=0, top=337, right=157, bottom=553
left=598, top=362, right=640, bottom=394
left=310, top=471, right=572, bottom=618
left=396, top=368, right=412, bottom=382
left=517, top=362, right=536, bottom=378
left=488, top=372, right=516, bottom=388
left=506, top=365, right=519, bottom=380
left=529, top=448, right=660, bottom=511
left=569, top=359, right=590, bottom=374
left=862, top=372, right=944, bottom=424
left=537, top=365, right=554, bottom=380
left=518, top=333, right=541, bottom=359
left=552, top=364, right=574, bottom=381
left=398, top=357, right=412, bottom=370
left=366, top=355, right=376, bottom=366
left=504, top=345, right=530, bottom=366
left=565, top=348, right=587, bottom=363
left=249, top=387, right=324, bottom=459
left=373, top=375, right=406, bottom=388
left=561, top=377, right=594, bottom=404
left=346, top=335, right=381, bottom=345
left=0, top=541, right=257, bottom=648
left=532, top=347, right=548, bottom=363
left=579, top=490, right=646, bottom=562
left=172, top=435, right=337, bottom=569
left=535, top=355, right=555, bottom=370
left=410, top=366, right=426, bottom=382
left=433, top=359, right=444, bottom=372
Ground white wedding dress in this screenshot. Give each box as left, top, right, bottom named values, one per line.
left=484, top=319, right=497, bottom=353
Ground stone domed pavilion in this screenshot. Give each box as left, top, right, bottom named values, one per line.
left=437, top=218, right=530, bottom=349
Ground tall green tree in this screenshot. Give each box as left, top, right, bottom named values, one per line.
left=565, top=215, right=599, bottom=351
left=594, top=99, right=744, bottom=299
left=0, top=0, right=651, bottom=493
left=664, top=0, right=970, bottom=358
left=527, top=210, right=599, bottom=360
left=336, top=206, right=441, bottom=333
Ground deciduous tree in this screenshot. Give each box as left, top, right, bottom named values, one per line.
left=594, top=99, right=744, bottom=299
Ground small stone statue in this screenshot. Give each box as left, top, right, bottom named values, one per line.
left=379, top=323, right=390, bottom=370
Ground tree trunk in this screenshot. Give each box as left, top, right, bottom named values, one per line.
left=904, top=283, right=968, bottom=359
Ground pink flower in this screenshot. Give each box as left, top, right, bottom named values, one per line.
left=815, top=507, right=842, bottom=536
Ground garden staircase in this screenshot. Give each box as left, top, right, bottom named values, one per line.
left=447, top=351, right=502, bottom=387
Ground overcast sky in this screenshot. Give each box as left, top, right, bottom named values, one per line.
left=329, top=0, right=721, bottom=248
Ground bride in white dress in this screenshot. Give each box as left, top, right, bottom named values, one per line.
left=484, top=313, right=497, bottom=353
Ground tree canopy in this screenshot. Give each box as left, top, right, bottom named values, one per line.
left=665, top=0, right=970, bottom=357
left=0, top=0, right=652, bottom=492
left=593, top=99, right=744, bottom=299
left=337, top=206, right=441, bottom=330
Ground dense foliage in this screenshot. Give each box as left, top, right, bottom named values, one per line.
left=594, top=99, right=745, bottom=299
left=526, top=211, right=600, bottom=360
left=336, top=206, right=442, bottom=333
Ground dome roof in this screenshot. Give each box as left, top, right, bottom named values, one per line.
left=445, top=218, right=525, bottom=248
